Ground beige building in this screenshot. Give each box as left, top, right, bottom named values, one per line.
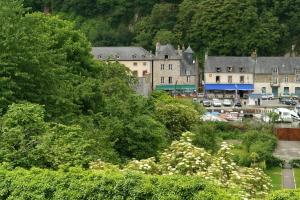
left=91, top=47, right=153, bottom=96
left=153, top=43, right=198, bottom=93
left=204, top=56, right=255, bottom=98
left=204, top=55, right=300, bottom=98
left=254, top=57, right=300, bottom=97
left=92, top=47, right=153, bottom=77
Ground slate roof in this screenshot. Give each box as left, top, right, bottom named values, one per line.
left=91, top=47, right=153, bottom=61
left=256, top=57, right=300, bottom=74
left=205, top=56, right=256, bottom=73
left=205, top=56, right=300, bottom=74
left=155, top=44, right=181, bottom=60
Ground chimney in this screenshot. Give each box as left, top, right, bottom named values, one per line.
left=155, top=42, right=160, bottom=56
left=251, top=49, right=257, bottom=60
left=291, top=45, right=296, bottom=57
left=177, top=45, right=182, bottom=56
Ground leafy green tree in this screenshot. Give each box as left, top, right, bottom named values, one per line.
left=188, top=0, right=283, bottom=55
left=0, top=103, right=46, bottom=167
left=153, top=29, right=177, bottom=46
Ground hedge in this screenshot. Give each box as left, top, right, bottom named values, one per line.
left=0, top=167, right=239, bottom=200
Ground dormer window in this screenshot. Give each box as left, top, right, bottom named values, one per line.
left=216, top=67, right=221, bottom=72
left=273, top=67, right=278, bottom=74
left=116, top=55, right=120, bottom=59
left=239, top=67, right=244, bottom=72
left=164, top=55, right=169, bottom=59
left=296, top=69, right=300, bottom=74
left=132, top=54, right=137, bottom=59
left=227, top=67, right=233, bottom=72
left=141, top=55, right=146, bottom=58
left=97, top=55, right=102, bottom=59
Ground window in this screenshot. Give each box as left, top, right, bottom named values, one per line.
left=261, top=87, right=266, bottom=94
left=168, top=76, right=173, bottom=84
left=239, top=67, right=244, bottom=72
left=284, top=87, right=289, bottom=95
left=165, top=55, right=169, bottom=59
left=186, top=70, right=190, bottom=75
left=240, top=76, right=244, bottom=83
left=161, top=77, right=164, bottom=84
left=187, top=76, right=190, bottom=83
left=132, top=70, right=138, bottom=76
left=143, top=70, right=148, bottom=76
left=116, top=55, right=120, bottom=59
left=141, top=55, right=146, bottom=59
left=143, top=62, right=147, bottom=66
left=296, top=69, right=300, bottom=74
left=161, top=64, right=164, bottom=70
left=228, top=76, right=232, bottom=83
left=216, top=67, right=221, bottom=72
left=273, top=67, right=278, bottom=73
left=284, top=75, right=288, bottom=83
left=227, top=67, right=233, bottom=72
left=169, top=64, right=173, bottom=70
left=296, top=75, right=300, bottom=83
left=132, top=54, right=137, bottom=59
left=97, top=55, right=102, bottom=59
left=216, top=76, right=220, bottom=83
left=133, top=62, right=138, bottom=66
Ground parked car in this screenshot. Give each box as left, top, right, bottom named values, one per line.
left=202, top=99, right=211, bottom=107
left=285, top=99, right=297, bottom=106
left=261, top=93, right=274, bottom=100
left=223, top=99, right=232, bottom=106
left=212, top=99, right=222, bottom=107
left=291, top=94, right=299, bottom=100
left=234, top=101, right=242, bottom=107
left=280, top=97, right=290, bottom=104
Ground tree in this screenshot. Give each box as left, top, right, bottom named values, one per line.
left=0, top=103, right=46, bottom=167
left=188, top=0, right=284, bottom=55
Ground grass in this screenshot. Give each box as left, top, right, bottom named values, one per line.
left=265, top=167, right=282, bottom=190
left=293, top=168, right=300, bottom=188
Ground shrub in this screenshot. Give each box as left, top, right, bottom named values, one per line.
left=267, top=189, right=300, bottom=200
left=0, top=166, right=237, bottom=200
left=289, top=159, right=300, bottom=168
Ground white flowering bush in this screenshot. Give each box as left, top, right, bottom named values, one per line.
left=93, top=132, right=272, bottom=199
left=125, top=157, right=160, bottom=174
left=159, top=132, right=212, bottom=175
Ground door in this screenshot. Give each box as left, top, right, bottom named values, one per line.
left=272, top=87, right=278, bottom=97
left=296, top=87, right=300, bottom=97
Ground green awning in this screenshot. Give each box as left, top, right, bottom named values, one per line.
left=155, top=84, right=196, bottom=91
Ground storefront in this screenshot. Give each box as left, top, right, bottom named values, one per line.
left=156, top=84, right=196, bottom=95
left=204, top=84, right=254, bottom=99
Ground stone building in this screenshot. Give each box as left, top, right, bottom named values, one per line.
left=153, top=43, right=198, bottom=94
left=92, top=47, right=153, bottom=77
left=91, top=47, right=153, bottom=96
left=204, top=53, right=300, bottom=98
left=204, top=56, right=255, bottom=98
left=254, top=57, right=300, bottom=97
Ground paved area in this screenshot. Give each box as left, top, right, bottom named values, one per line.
left=273, top=141, right=300, bottom=161
left=283, top=168, right=296, bottom=189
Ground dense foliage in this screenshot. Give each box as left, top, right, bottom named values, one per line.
left=120, top=132, right=272, bottom=199
left=0, top=165, right=239, bottom=200
left=23, top=0, right=300, bottom=56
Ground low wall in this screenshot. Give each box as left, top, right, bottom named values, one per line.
left=276, top=128, right=300, bottom=141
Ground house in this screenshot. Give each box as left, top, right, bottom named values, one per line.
left=91, top=47, right=153, bottom=96
left=153, top=43, right=198, bottom=94
left=254, top=57, right=300, bottom=97
left=204, top=55, right=255, bottom=99
left=91, top=47, right=153, bottom=77
left=204, top=52, right=300, bottom=98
